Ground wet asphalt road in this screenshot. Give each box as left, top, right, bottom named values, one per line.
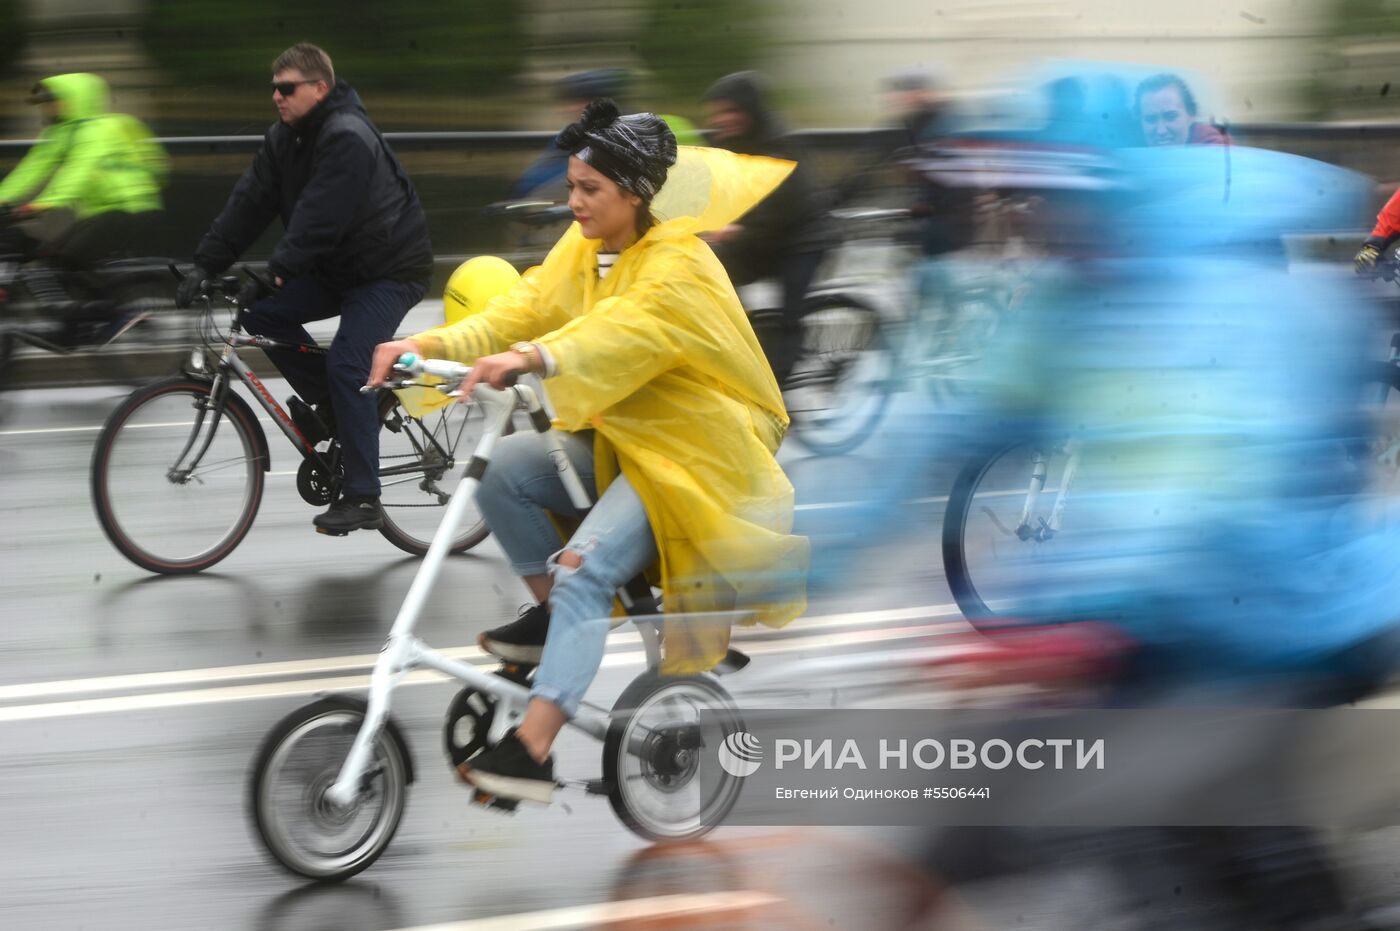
left=0, top=336, right=962, bottom=931
left=8, top=311, right=1400, bottom=929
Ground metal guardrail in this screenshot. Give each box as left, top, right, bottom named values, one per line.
left=0, top=122, right=1389, bottom=154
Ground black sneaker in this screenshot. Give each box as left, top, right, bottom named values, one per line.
left=313, top=495, right=384, bottom=535
left=458, top=728, right=555, bottom=804
left=479, top=604, right=550, bottom=664
left=287, top=396, right=334, bottom=445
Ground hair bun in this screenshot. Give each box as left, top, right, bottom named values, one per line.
left=579, top=97, right=620, bottom=131
left=557, top=98, right=620, bottom=150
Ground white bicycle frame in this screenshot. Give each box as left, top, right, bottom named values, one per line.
left=324, top=359, right=664, bottom=809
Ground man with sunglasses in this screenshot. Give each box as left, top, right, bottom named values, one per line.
left=177, top=43, right=433, bottom=535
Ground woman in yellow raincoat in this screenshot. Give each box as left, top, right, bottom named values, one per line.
left=368, top=100, right=808, bottom=804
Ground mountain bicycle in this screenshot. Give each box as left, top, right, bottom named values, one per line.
left=90, top=268, right=494, bottom=574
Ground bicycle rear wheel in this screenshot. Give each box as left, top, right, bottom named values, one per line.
left=782, top=291, right=893, bottom=456
left=604, top=672, right=746, bottom=842
left=91, top=376, right=265, bottom=573
left=374, top=390, right=495, bottom=555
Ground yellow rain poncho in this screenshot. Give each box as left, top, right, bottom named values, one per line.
left=410, top=146, right=809, bottom=673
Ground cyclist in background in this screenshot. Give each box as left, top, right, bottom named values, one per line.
left=512, top=69, right=701, bottom=202
left=701, top=71, right=836, bottom=382
left=1135, top=72, right=1228, bottom=147
left=176, top=42, right=433, bottom=536
left=1353, top=183, right=1400, bottom=276
left=0, top=72, right=167, bottom=341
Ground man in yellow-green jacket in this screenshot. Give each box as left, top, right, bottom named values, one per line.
left=0, top=72, right=167, bottom=266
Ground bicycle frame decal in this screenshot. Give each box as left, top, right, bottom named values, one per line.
left=228, top=352, right=316, bottom=456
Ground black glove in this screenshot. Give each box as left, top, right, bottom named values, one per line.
left=235, top=276, right=267, bottom=310
left=175, top=266, right=213, bottom=309
left=1355, top=236, right=1391, bottom=277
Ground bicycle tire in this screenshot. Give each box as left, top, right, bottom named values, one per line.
left=249, top=694, right=413, bottom=882
left=783, top=290, right=894, bottom=457
left=91, top=375, right=266, bottom=574
left=373, top=390, right=495, bottom=556
left=942, top=442, right=1021, bottom=627
left=604, top=671, right=745, bottom=842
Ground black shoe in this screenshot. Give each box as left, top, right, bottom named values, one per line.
left=313, top=495, right=384, bottom=535
left=287, top=396, right=334, bottom=445
left=479, top=604, right=550, bottom=664
left=458, top=728, right=555, bottom=804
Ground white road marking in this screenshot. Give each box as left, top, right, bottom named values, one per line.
left=0, top=620, right=953, bottom=723
left=387, top=892, right=783, bottom=931
left=0, top=603, right=963, bottom=704
left=0, top=416, right=289, bottom=437
left=0, top=423, right=109, bottom=436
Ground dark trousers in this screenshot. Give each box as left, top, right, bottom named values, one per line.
left=240, top=276, right=427, bottom=498
left=735, top=249, right=824, bottom=384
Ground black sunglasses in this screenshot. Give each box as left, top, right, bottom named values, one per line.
left=271, top=79, right=318, bottom=96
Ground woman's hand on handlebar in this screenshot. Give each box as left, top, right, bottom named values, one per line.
left=459, top=350, right=532, bottom=399
left=368, top=339, right=422, bottom=388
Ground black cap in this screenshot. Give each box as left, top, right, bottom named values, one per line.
left=555, top=68, right=629, bottom=103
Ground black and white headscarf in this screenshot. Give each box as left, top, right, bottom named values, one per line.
left=557, top=99, right=678, bottom=201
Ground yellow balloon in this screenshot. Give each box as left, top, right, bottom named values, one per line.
left=443, top=255, right=521, bottom=325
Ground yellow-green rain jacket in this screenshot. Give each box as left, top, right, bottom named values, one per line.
left=412, top=146, right=809, bottom=673
left=0, top=73, right=167, bottom=217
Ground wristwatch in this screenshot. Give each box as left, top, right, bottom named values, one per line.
left=511, top=341, right=541, bottom=373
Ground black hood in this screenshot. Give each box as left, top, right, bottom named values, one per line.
left=293, top=81, right=365, bottom=140
left=702, top=71, right=787, bottom=151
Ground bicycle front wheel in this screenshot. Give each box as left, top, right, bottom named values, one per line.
left=943, top=441, right=1092, bottom=628
left=91, top=376, right=265, bottom=573
left=250, top=696, right=411, bottom=881
left=783, top=292, right=894, bottom=457
left=374, top=390, right=494, bottom=556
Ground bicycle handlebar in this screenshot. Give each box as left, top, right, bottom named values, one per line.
left=361, top=353, right=519, bottom=395
left=1375, top=258, right=1400, bottom=284
left=483, top=200, right=574, bottom=227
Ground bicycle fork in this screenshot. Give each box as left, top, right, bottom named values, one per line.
left=1015, top=439, right=1082, bottom=543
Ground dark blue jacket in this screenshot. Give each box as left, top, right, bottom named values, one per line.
left=195, top=82, right=433, bottom=290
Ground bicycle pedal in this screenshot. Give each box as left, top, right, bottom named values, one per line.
left=495, top=662, right=535, bottom=685
left=315, top=526, right=351, bottom=537
left=470, top=789, right=519, bottom=813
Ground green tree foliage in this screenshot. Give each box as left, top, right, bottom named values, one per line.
left=1318, top=0, right=1400, bottom=118
left=635, top=0, right=771, bottom=103
left=143, top=0, right=525, bottom=93
left=0, top=0, right=26, bottom=76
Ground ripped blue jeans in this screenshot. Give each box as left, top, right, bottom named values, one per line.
left=476, top=430, right=659, bottom=717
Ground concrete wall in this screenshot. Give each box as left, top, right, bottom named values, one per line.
left=773, top=0, right=1329, bottom=124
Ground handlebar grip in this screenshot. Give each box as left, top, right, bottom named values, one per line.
left=393, top=352, right=421, bottom=375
